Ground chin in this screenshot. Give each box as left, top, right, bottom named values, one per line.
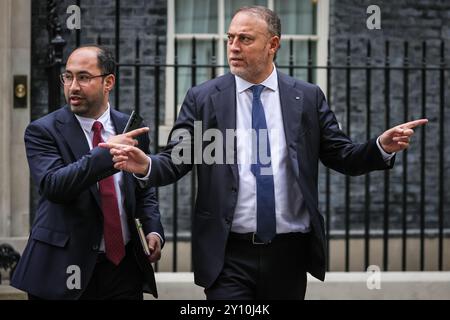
left=70, top=104, right=88, bottom=116
left=230, top=67, right=247, bottom=79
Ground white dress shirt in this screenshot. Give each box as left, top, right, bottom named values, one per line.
left=232, top=66, right=311, bottom=234
left=231, top=66, right=394, bottom=234
left=75, top=105, right=130, bottom=251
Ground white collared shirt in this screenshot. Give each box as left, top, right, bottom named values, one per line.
left=231, top=66, right=394, bottom=234
left=74, top=104, right=130, bottom=250
left=232, top=66, right=311, bottom=234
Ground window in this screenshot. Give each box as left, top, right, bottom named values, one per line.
left=163, top=0, right=329, bottom=136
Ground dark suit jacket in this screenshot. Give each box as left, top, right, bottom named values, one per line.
left=11, top=105, right=164, bottom=299
left=145, top=71, right=394, bottom=289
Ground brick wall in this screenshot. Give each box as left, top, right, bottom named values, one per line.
left=325, top=0, right=450, bottom=231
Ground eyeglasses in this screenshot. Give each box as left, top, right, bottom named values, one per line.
left=60, top=72, right=111, bottom=86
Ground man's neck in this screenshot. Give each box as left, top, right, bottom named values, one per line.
left=92, top=103, right=109, bottom=120
left=244, top=64, right=274, bottom=84
left=76, top=102, right=109, bottom=120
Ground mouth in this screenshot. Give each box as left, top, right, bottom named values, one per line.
left=69, top=95, right=84, bottom=106
left=229, top=57, right=244, bottom=65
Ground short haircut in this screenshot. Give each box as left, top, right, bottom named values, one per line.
left=72, top=44, right=116, bottom=75
left=233, top=6, right=281, bottom=38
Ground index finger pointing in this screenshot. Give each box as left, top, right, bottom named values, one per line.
left=401, top=119, right=428, bottom=129
left=98, top=142, right=130, bottom=150
left=125, top=127, right=150, bottom=138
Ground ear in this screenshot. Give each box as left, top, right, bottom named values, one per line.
left=103, top=74, right=116, bottom=93
left=268, top=36, right=280, bottom=56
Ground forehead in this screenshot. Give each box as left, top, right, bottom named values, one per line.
left=228, top=11, right=269, bottom=35
left=66, top=47, right=100, bottom=73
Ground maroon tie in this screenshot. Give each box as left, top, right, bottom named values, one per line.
left=92, top=121, right=125, bottom=265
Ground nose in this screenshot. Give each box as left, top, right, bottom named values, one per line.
left=68, top=77, right=81, bottom=91
left=228, top=38, right=241, bottom=53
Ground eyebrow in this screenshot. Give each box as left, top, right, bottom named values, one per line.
left=227, top=32, right=253, bottom=36
left=227, top=32, right=257, bottom=40
left=64, top=70, right=92, bottom=76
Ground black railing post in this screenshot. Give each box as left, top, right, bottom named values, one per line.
left=383, top=40, right=391, bottom=271
left=172, top=39, right=179, bottom=272
left=190, top=37, right=197, bottom=272
left=134, top=37, right=140, bottom=115
left=211, top=38, right=217, bottom=78
left=191, top=37, right=197, bottom=87
left=420, top=41, right=427, bottom=271
left=115, top=0, right=121, bottom=110
left=345, top=39, right=351, bottom=272
left=402, top=41, right=409, bottom=271
left=153, top=36, right=161, bottom=273
left=289, top=39, right=294, bottom=77
left=154, top=36, right=161, bottom=155
left=438, top=40, right=445, bottom=271
left=325, top=39, right=331, bottom=272
left=307, top=38, right=313, bottom=83
left=46, top=0, right=66, bottom=113
left=364, top=39, right=372, bottom=270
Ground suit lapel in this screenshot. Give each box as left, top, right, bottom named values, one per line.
left=278, top=72, right=304, bottom=178
left=55, top=106, right=103, bottom=210
left=211, top=73, right=239, bottom=183
left=55, top=106, right=90, bottom=160
left=110, top=107, right=128, bottom=135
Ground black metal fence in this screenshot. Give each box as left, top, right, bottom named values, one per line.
left=44, top=1, right=449, bottom=273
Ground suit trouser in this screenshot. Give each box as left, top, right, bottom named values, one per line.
left=79, top=242, right=144, bottom=300
left=28, top=243, right=144, bottom=300
left=205, top=232, right=309, bottom=300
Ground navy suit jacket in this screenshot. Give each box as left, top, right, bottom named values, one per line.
left=11, top=105, right=164, bottom=299
left=145, top=71, right=394, bottom=289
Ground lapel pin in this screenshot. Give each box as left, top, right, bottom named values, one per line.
left=295, top=96, right=300, bottom=100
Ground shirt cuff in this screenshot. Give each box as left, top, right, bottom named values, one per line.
left=133, top=156, right=152, bottom=181
left=376, top=136, right=395, bottom=163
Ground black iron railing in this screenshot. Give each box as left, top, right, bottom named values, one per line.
left=43, top=0, right=449, bottom=273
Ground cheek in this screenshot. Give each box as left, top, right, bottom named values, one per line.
left=246, top=51, right=259, bottom=62
left=82, top=88, right=96, bottom=100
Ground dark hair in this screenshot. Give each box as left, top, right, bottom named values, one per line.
left=72, top=44, right=116, bottom=75
left=233, top=6, right=281, bottom=38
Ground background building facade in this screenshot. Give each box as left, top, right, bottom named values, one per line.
left=1, top=0, right=449, bottom=273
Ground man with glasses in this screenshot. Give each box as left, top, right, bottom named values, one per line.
left=11, top=45, right=164, bottom=300
left=100, top=7, right=427, bottom=299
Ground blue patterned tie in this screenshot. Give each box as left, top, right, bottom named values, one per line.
left=250, top=85, right=276, bottom=243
